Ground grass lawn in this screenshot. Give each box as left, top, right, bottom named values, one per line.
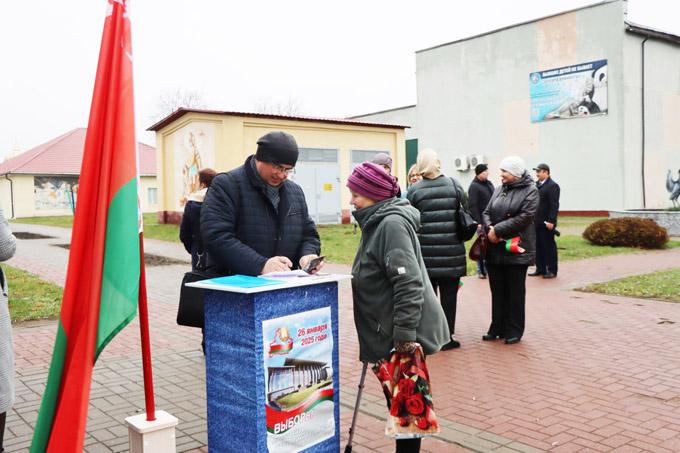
left=579, top=268, right=680, bottom=303
left=557, top=235, right=680, bottom=261
left=318, top=224, right=360, bottom=265
left=11, top=214, right=679, bottom=271
left=11, top=215, right=74, bottom=228
left=557, top=216, right=605, bottom=228
left=5, top=265, right=63, bottom=323
left=140, top=213, right=181, bottom=242
left=12, top=213, right=181, bottom=243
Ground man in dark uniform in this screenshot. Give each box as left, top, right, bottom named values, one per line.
left=529, top=163, right=560, bottom=279
left=468, top=163, right=494, bottom=278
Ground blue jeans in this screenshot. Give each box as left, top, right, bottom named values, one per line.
left=476, top=259, right=487, bottom=276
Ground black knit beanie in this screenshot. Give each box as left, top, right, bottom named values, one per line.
left=475, top=163, right=488, bottom=175
left=255, top=131, right=299, bottom=166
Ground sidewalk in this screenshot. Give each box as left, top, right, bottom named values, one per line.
left=4, top=222, right=680, bottom=452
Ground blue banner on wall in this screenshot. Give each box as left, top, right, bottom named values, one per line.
left=530, top=59, right=608, bottom=122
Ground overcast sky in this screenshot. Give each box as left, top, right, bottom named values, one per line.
left=1, top=0, right=677, bottom=158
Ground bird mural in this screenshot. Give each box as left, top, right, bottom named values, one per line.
left=667, top=169, right=680, bottom=207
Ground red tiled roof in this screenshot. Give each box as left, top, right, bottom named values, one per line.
left=0, top=128, right=156, bottom=176
left=147, top=108, right=409, bottom=132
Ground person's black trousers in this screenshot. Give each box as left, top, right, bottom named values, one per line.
left=535, top=227, right=558, bottom=275
left=0, top=411, right=5, bottom=452
left=396, top=437, right=422, bottom=452
left=430, top=277, right=460, bottom=336
left=485, top=264, right=528, bottom=339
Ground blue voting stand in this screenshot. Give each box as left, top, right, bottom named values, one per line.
left=189, top=275, right=349, bottom=453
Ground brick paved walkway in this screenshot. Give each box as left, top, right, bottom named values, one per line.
left=4, top=222, right=680, bottom=452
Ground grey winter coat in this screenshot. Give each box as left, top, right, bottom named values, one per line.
left=351, top=198, right=449, bottom=363
left=0, top=208, right=17, bottom=414
left=482, top=172, right=539, bottom=266
left=406, top=175, right=468, bottom=279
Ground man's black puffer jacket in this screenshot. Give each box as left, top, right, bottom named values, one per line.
left=482, top=172, right=539, bottom=266
left=201, top=155, right=320, bottom=276
left=406, top=175, right=468, bottom=279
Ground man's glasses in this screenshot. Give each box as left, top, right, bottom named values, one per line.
left=272, top=163, right=295, bottom=175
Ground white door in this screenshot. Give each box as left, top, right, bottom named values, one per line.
left=290, top=148, right=341, bottom=224
left=314, top=165, right=341, bottom=224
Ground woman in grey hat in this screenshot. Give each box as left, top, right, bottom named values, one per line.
left=482, top=156, right=538, bottom=345
left=0, top=206, right=17, bottom=452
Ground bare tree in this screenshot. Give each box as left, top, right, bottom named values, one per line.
left=151, top=88, right=207, bottom=122
left=252, top=95, right=303, bottom=116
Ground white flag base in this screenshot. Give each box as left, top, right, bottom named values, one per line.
left=125, top=410, right=179, bottom=453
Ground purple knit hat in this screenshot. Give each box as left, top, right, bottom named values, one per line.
left=347, top=162, right=400, bottom=201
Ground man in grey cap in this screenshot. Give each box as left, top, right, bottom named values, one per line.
left=201, top=131, right=322, bottom=276
left=371, top=153, right=401, bottom=197
left=529, top=163, right=560, bottom=278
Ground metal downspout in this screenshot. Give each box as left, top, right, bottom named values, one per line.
left=4, top=173, right=14, bottom=219
left=641, top=36, right=648, bottom=208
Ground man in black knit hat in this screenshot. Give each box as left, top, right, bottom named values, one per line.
left=201, top=131, right=322, bottom=276
left=468, top=163, right=494, bottom=278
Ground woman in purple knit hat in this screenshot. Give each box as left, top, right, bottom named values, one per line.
left=348, top=162, right=448, bottom=453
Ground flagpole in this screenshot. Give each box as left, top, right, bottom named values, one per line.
left=138, top=234, right=156, bottom=421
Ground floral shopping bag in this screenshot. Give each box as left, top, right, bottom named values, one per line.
left=372, top=345, right=440, bottom=438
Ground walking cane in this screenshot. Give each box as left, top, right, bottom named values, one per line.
left=344, top=361, right=369, bottom=453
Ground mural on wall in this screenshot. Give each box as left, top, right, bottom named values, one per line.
left=667, top=169, right=680, bottom=207
left=34, top=176, right=79, bottom=211
left=174, top=122, right=215, bottom=208
left=530, top=59, right=608, bottom=122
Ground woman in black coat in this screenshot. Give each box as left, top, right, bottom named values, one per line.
left=180, top=168, right=216, bottom=270
left=407, top=149, right=467, bottom=350
left=482, top=157, right=538, bottom=345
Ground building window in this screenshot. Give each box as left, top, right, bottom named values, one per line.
left=351, top=150, right=387, bottom=168
left=147, top=187, right=158, bottom=205
left=298, top=148, right=338, bottom=163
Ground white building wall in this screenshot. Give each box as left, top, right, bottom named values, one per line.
left=630, top=37, right=680, bottom=208
left=622, top=32, right=645, bottom=210
left=351, top=105, right=418, bottom=140
left=416, top=0, right=626, bottom=211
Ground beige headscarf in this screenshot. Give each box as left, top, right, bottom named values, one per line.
left=416, top=148, right=442, bottom=179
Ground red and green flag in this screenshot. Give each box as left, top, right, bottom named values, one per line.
left=31, top=0, right=146, bottom=450
left=505, top=237, right=526, bottom=254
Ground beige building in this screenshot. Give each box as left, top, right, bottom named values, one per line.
left=0, top=128, right=158, bottom=218
left=148, top=109, right=406, bottom=224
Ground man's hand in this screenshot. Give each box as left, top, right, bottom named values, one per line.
left=261, top=256, right=293, bottom=274
left=487, top=226, right=500, bottom=244
left=545, top=222, right=555, bottom=231
left=300, top=254, right=324, bottom=274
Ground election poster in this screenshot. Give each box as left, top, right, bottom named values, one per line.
left=530, top=59, right=608, bottom=122
left=262, top=307, right=335, bottom=452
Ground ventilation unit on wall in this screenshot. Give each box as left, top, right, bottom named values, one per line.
left=454, top=156, right=470, bottom=171
left=469, top=155, right=487, bottom=167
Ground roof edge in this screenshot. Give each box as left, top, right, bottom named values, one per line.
left=147, top=108, right=408, bottom=132
left=0, top=128, right=83, bottom=174
left=416, top=0, right=619, bottom=54
left=347, top=104, right=417, bottom=119
left=625, top=21, right=680, bottom=45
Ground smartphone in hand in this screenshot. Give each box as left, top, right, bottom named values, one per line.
left=303, top=255, right=325, bottom=274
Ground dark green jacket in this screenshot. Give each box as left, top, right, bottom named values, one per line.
left=482, top=172, right=539, bottom=266
left=351, top=198, right=450, bottom=363
left=406, top=175, right=468, bottom=279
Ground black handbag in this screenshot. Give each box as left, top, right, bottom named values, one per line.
left=452, top=179, right=478, bottom=242
left=177, top=253, right=209, bottom=328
